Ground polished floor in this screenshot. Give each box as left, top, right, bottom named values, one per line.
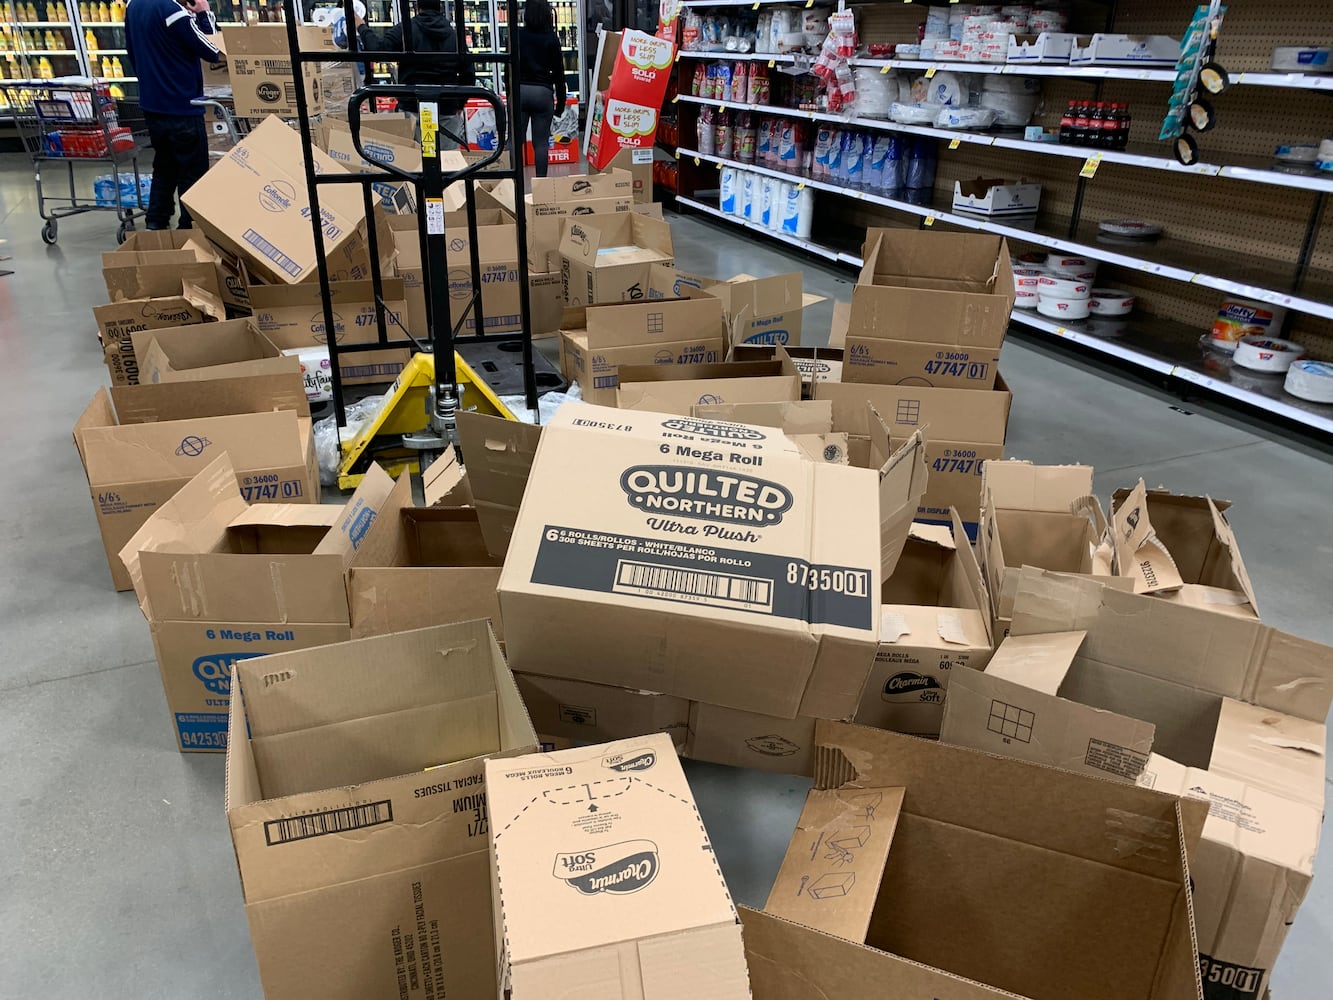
left=2, top=156, right=1332, bottom=997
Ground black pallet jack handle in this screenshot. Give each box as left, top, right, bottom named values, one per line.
left=281, top=0, right=538, bottom=445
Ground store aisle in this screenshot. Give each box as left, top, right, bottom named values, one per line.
left=0, top=158, right=1330, bottom=998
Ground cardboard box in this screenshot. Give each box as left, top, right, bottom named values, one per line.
left=615, top=350, right=803, bottom=415
left=497, top=402, right=928, bottom=720
left=733, top=344, right=845, bottom=396
left=514, top=673, right=691, bottom=750
left=557, top=297, right=727, bottom=405
left=451, top=411, right=543, bottom=559
left=118, top=453, right=407, bottom=751
left=322, top=118, right=423, bottom=213
left=347, top=506, right=504, bottom=640
left=855, top=511, right=994, bottom=738
left=226, top=620, right=539, bottom=1000
left=977, top=459, right=1115, bottom=635
left=692, top=399, right=850, bottom=466
left=249, top=279, right=411, bottom=385
left=1110, top=480, right=1258, bottom=618
left=182, top=117, right=391, bottom=286
left=132, top=318, right=298, bottom=384
left=73, top=376, right=315, bottom=592
left=529, top=269, right=564, bottom=337
left=685, top=701, right=817, bottom=775
left=689, top=272, right=825, bottom=349
left=814, top=377, right=1012, bottom=535
left=492, top=170, right=633, bottom=269
left=745, top=721, right=1206, bottom=1000
left=952, top=178, right=1042, bottom=217
left=96, top=261, right=226, bottom=386
left=559, top=211, right=674, bottom=306
left=221, top=24, right=336, bottom=118
left=102, top=231, right=217, bottom=299
left=486, top=734, right=750, bottom=999
left=844, top=229, right=1015, bottom=390
left=601, top=146, right=654, bottom=204
left=985, top=568, right=1333, bottom=998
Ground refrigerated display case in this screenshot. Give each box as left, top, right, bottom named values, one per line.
left=0, top=0, right=86, bottom=97
left=496, top=0, right=581, bottom=101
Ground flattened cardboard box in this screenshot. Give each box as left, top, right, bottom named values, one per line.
left=814, top=376, right=1011, bottom=534
left=132, top=318, right=298, bottom=384
left=1110, top=481, right=1259, bottom=619
left=73, top=375, right=314, bottom=592
left=497, top=402, right=927, bottom=721
left=992, top=568, right=1333, bottom=999
left=856, top=511, right=993, bottom=739
left=558, top=296, right=727, bottom=405
left=226, top=621, right=538, bottom=1000
left=119, top=454, right=408, bottom=750
left=249, top=278, right=411, bottom=385
left=746, top=721, right=1205, bottom=1000
left=182, top=116, right=393, bottom=286
left=486, top=734, right=750, bottom=999
left=452, top=411, right=544, bottom=559
left=844, top=229, right=1015, bottom=390
left=559, top=211, right=674, bottom=306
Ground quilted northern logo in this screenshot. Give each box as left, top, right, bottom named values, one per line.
left=554, top=840, right=660, bottom=895
left=661, top=418, right=766, bottom=441
left=192, top=652, right=261, bottom=695
left=621, top=466, right=793, bottom=525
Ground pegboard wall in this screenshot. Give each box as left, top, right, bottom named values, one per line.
left=675, top=0, right=1333, bottom=358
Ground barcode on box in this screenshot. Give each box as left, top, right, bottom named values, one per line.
left=264, top=799, right=393, bottom=845
left=613, top=559, right=774, bottom=612
left=243, top=228, right=302, bottom=278
left=260, top=59, right=293, bottom=74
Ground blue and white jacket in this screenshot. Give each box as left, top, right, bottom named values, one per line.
left=125, top=0, right=222, bottom=116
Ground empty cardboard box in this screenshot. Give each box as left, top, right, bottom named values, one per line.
left=132, top=318, right=298, bottom=384
left=559, top=211, right=674, bottom=306
left=225, top=620, right=538, bottom=1000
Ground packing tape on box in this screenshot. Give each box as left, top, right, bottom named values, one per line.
left=1285, top=360, right=1333, bottom=402
left=1233, top=336, right=1305, bottom=373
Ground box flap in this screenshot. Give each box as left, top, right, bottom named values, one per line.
left=1111, top=480, right=1185, bottom=594
left=868, top=414, right=929, bottom=579
left=310, top=460, right=402, bottom=566
left=951, top=507, right=993, bottom=645
left=985, top=631, right=1088, bottom=695
left=421, top=449, right=475, bottom=507
left=765, top=787, right=905, bottom=944
left=584, top=297, right=725, bottom=349
left=108, top=372, right=311, bottom=422
left=456, top=410, right=542, bottom=558
left=981, top=460, right=1094, bottom=512
left=694, top=400, right=833, bottom=436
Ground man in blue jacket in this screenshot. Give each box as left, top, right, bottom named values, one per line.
left=125, top=0, right=225, bottom=230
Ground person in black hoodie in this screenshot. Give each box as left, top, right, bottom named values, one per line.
left=357, top=0, right=474, bottom=148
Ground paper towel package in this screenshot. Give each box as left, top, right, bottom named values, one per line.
left=486, top=733, right=751, bottom=999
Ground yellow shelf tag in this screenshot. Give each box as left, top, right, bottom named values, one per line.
left=768, top=59, right=776, bottom=68
left=1080, top=153, right=1103, bottom=178
left=671, top=94, right=679, bottom=103
left=948, top=137, right=961, bottom=149
left=752, top=1, right=759, bottom=8
left=797, top=182, right=806, bottom=190
left=806, top=0, right=814, bottom=7
left=924, top=215, right=936, bottom=226
left=925, top=66, right=937, bottom=78
left=693, top=156, right=700, bottom=166
left=880, top=64, right=891, bottom=74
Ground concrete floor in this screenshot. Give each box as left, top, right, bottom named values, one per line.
left=2, top=155, right=1332, bottom=998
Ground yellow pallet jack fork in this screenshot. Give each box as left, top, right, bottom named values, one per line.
left=335, top=351, right=515, bottom=490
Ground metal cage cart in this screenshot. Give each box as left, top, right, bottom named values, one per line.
left=191, top=95, right=261, bottom=159
left=283, top=0, right=544, bottom=486
left=4, top=79, right=144, bottom=244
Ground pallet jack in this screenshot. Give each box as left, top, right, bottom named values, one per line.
left=281, top=0, right=541, bottom=489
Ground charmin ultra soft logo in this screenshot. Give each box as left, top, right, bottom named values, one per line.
left=661, top=417, right=765, bottom=441
left=602, top=748, right=657, bottom=772
left=621, top=466, right=793, bottom=525
left=554, top=840, right=660, bottom=895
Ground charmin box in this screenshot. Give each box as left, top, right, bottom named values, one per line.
left=225, top=621, right=538, bottom=1000
left=497, top=402, right=927, bottom=721
left=486, top=734, right=750, bottom=999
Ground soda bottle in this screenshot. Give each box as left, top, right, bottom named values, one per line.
left=1058, top=101, right=1074, bottom=144
left=1072, top=102, right=1091, bottom=146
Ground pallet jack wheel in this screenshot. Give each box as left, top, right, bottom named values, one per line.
left=41, top=219, right=57, bottom=245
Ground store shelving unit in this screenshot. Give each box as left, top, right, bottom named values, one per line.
left=672, top=0, right=1333, bottom=435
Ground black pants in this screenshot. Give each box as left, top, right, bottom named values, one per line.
left=144, top=112, right=209, bottom=230
left=518, top=84, right=556, bottom=177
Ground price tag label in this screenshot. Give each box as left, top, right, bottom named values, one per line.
left=924, top=215, right=936, bottom=226
left=925, top=67, right=937, bottom=79
left=948, top=137, right=961, bottom=149
left=1080, top=153, right=1103, bottom=178
left=693, top=156, right=701, bottom=166
left=797, top=182, right=806, bottom=190
left=674, top=50, right=681, bottom=62
left=880, top=64, right=891, bottom=74
left=768, top=59, right=775, bottom=68
left=806, top=0, right=814, bottom=7
left=752, top=1, right=759, bottom=8
left=671, top=94, right=679, bottom=103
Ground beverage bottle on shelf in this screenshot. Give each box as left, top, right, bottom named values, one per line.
left=1072, top=102, right=1091, bottom=146
left=1088, top=101, right=1107, bottom=148
left=100, top=53, right=110, bottom=75
left=97, top=2, right=109, bottom=22
left=109, top=82, right=123, bottom=97
left=1115, top=102, right=1131, bottom=150
left=79, top=1, right=89, bottom=20
left=22, top=29, right=35, bottom=49
left=42, top=29, right=54, bottom=49
left=85, top=27, right=96, bottom=49
left=37, top=55, right=51, bottom=77
left=110, top=54, right=121, bottom=76
left=43, top=2, right=53, bottom=21
left=1058, top=101, right=1073, bottom=144
left=110, top=0, right=123, bottom=20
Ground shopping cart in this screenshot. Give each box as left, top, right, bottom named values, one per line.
left=3, top=80, right=145, bottom=245
left=191, top=94, right=260, bottom=159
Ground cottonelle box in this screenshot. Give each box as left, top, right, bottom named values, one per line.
left=559, top=211, right=674, bottom=306
left=96, top=260, right=225, bottom=386
left=119, top=454, right=407, bottom=751
left=978, top=459, right=1117, bottom=636
left=744, top=722, right=1206, bottom=1000
left=558, top=297, right=727, bottom=405
left=497, top=402, right=928, bottom=721
left=963, top=569, right=1333, bottom=999
left=221, top=24, right=336, bottom=118
left=182, top=117, right=392, bottom=286
left=844, top=229, right=1015, bottom=390
left=814, top=376, right=1012, bottom=535
left=1110, top=480, right=1259, bottom=618
left=249, top=279, right=411, bottom=386
left=73, top=374, right=315, bottom=592
left=855, top=511, right=994, bottom=739
left=131, top=318, right=299, bottom=384
left=486, top=733, right=750, bottom=999
left=226, top=620, right=538, bottom=1000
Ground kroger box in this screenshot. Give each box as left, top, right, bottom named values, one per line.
left=73, top=375, right=315, bottom=592
left=844, top=229, right=1015, bottom=390
left=119, top=454, right=408, bottom=752
left=497, top=403, right=927, bottom=721
left=487, top=734, right=750, bottom=999
left=221, top=24, right=336, bottom=118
